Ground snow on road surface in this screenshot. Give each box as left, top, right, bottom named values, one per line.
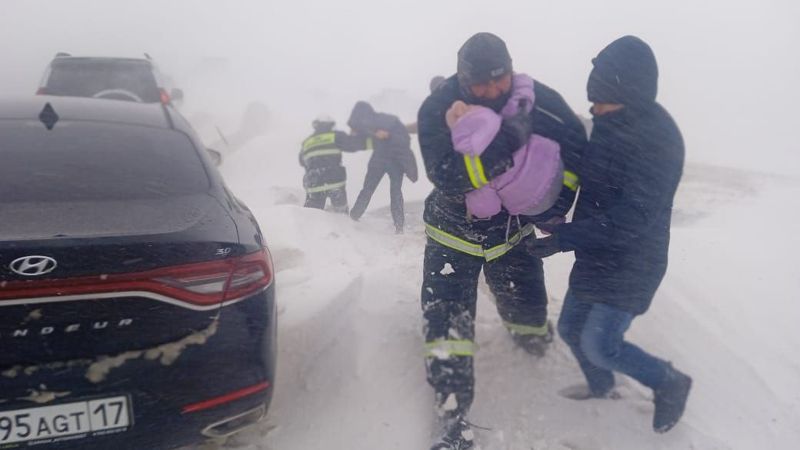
left=213, top=132, right=800, bottom=450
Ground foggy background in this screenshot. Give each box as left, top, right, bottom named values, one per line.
left=1, top=0, right=798, bottom=173
left=2, top=3, right=799, bottom=448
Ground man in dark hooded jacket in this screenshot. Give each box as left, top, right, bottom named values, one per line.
left=347, top=101, right=417, bottom=233
left=417, top=32, right=587, bottom=450
left=530, top=36, right=691, bottom=433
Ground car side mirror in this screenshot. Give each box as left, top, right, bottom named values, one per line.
left=206, top=148, right=222, bottom=166
left=170, top=88, right=184, bottom=102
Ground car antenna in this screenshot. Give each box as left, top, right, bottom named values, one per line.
left=39, top=103, right=59, bottom=130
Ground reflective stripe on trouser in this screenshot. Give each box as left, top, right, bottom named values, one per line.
left=304, top=187, right=348, bottom=212
left=503, top=321, right=549, bottom=336
left=305, top=181, right=346, bottom=193
left=425, top=339, right=475, bottom=358
left=424, top=223, right=535, bottom=262
left=421, top=238, right=548, bottom=416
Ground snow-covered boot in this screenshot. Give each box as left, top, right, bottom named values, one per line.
left=652, top=365, right=692, bottom=433
left=511, top=320, right=553, bottom=357
left=430, top=416, right=475, bottom=450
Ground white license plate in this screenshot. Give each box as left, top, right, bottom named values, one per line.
left=0, top=396, right=131, bottom=446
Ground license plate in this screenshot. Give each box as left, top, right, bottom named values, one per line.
left=0, top=396, right=131, bottom=446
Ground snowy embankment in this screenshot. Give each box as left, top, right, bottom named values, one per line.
left=215, top=132, right=800, bottom=450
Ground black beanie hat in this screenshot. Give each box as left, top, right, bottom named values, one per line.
left=457, top=32, right=513, bottom=88
left=587, top=35, right=659, bottom=106
left=429, top=75, right=446, bottom=93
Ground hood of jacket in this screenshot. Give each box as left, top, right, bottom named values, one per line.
left=347, top=101, right=376, bottom=134
left=587, top=35, right=659, bottom=108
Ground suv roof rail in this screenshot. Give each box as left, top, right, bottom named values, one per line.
left=55, top=52, right=71, bottom=57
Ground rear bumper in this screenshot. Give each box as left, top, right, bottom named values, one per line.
left=0, top=284, right=277, bottom=450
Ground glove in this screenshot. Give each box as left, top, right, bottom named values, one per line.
left=527, top=234, right=562, bottom=259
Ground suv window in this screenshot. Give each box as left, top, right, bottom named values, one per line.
left=43, top=59, right=162, bottom=103
left=0, top=122, right=210, bottom=202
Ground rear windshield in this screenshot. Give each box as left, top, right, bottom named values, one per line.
left=43, top=60, right=161, bottom=103
left=0, top=121, right=210, bottom=202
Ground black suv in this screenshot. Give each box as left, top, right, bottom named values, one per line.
left=0, top=96, right=276, bottom=449
left=37, top=54, right=183, bottom=104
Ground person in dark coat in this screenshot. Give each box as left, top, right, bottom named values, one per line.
left=530, top=36, right=691, bottom=433
left=347, top=101, right=417, bottom=233
left=418, top=32, right=587, bottom=450
left=299, top=115, right=365, bottom=212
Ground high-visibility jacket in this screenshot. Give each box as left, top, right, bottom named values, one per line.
left=299, top=130, right=366, bottom=192
left=417, top=75, right=588, bottom=257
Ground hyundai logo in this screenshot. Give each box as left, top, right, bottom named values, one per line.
left=9, top=256, right=58, bottom=276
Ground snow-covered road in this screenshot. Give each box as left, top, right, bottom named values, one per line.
left=214, top=133, right=800, bottom=450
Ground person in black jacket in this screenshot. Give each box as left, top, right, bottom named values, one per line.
left=299, top=115, right=365, bottom=212
left=530, top=36, right=691, bottom=433
left=418, top=32, right=587, bottom=450
left=347, top=101, right=417, bottom=233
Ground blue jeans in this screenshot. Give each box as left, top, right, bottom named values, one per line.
left=557, top=291, right=670, bottom=395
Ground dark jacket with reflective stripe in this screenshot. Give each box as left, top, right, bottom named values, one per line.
left=299, top=130, right=364, bottom=188
left=558, top=104, right=684, bottom=314
left=417, top=75, right=587, bottom=251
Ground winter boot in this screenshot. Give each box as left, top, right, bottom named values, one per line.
left=430, top=416, right=475, bottom=450
left=511, top=320, right=553, bottom=357
left=652, top=366, right=692, bottom=433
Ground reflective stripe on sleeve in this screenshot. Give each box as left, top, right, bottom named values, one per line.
left=306, top=181, right=346, bottom=193
left=425, top=339, right=475, bottom=358
left=563, top=170, right=579, bottom=191
left=503, top=321, right=549, bottom=336
left=463, top=155, right=488, bottom=189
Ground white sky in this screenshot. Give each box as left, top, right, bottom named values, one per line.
left=2, top=0, right=798, bottom=173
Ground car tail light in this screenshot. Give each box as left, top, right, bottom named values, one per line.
left=182, top=381, right=271, bottom=414
left=0, top=248, right=274, bottom=308
left=159, top=88, right=171, bottom=104
left=36, top=87, right=47, bottom=95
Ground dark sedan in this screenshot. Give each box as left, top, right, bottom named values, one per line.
left=0, top=97, right=276, bottom=449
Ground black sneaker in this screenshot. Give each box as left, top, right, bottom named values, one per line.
left=653, top=366, right=692, bottom=433
left=511, top=321, right=553, bottom=357
left=430, top=416, right=475, bottom=450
